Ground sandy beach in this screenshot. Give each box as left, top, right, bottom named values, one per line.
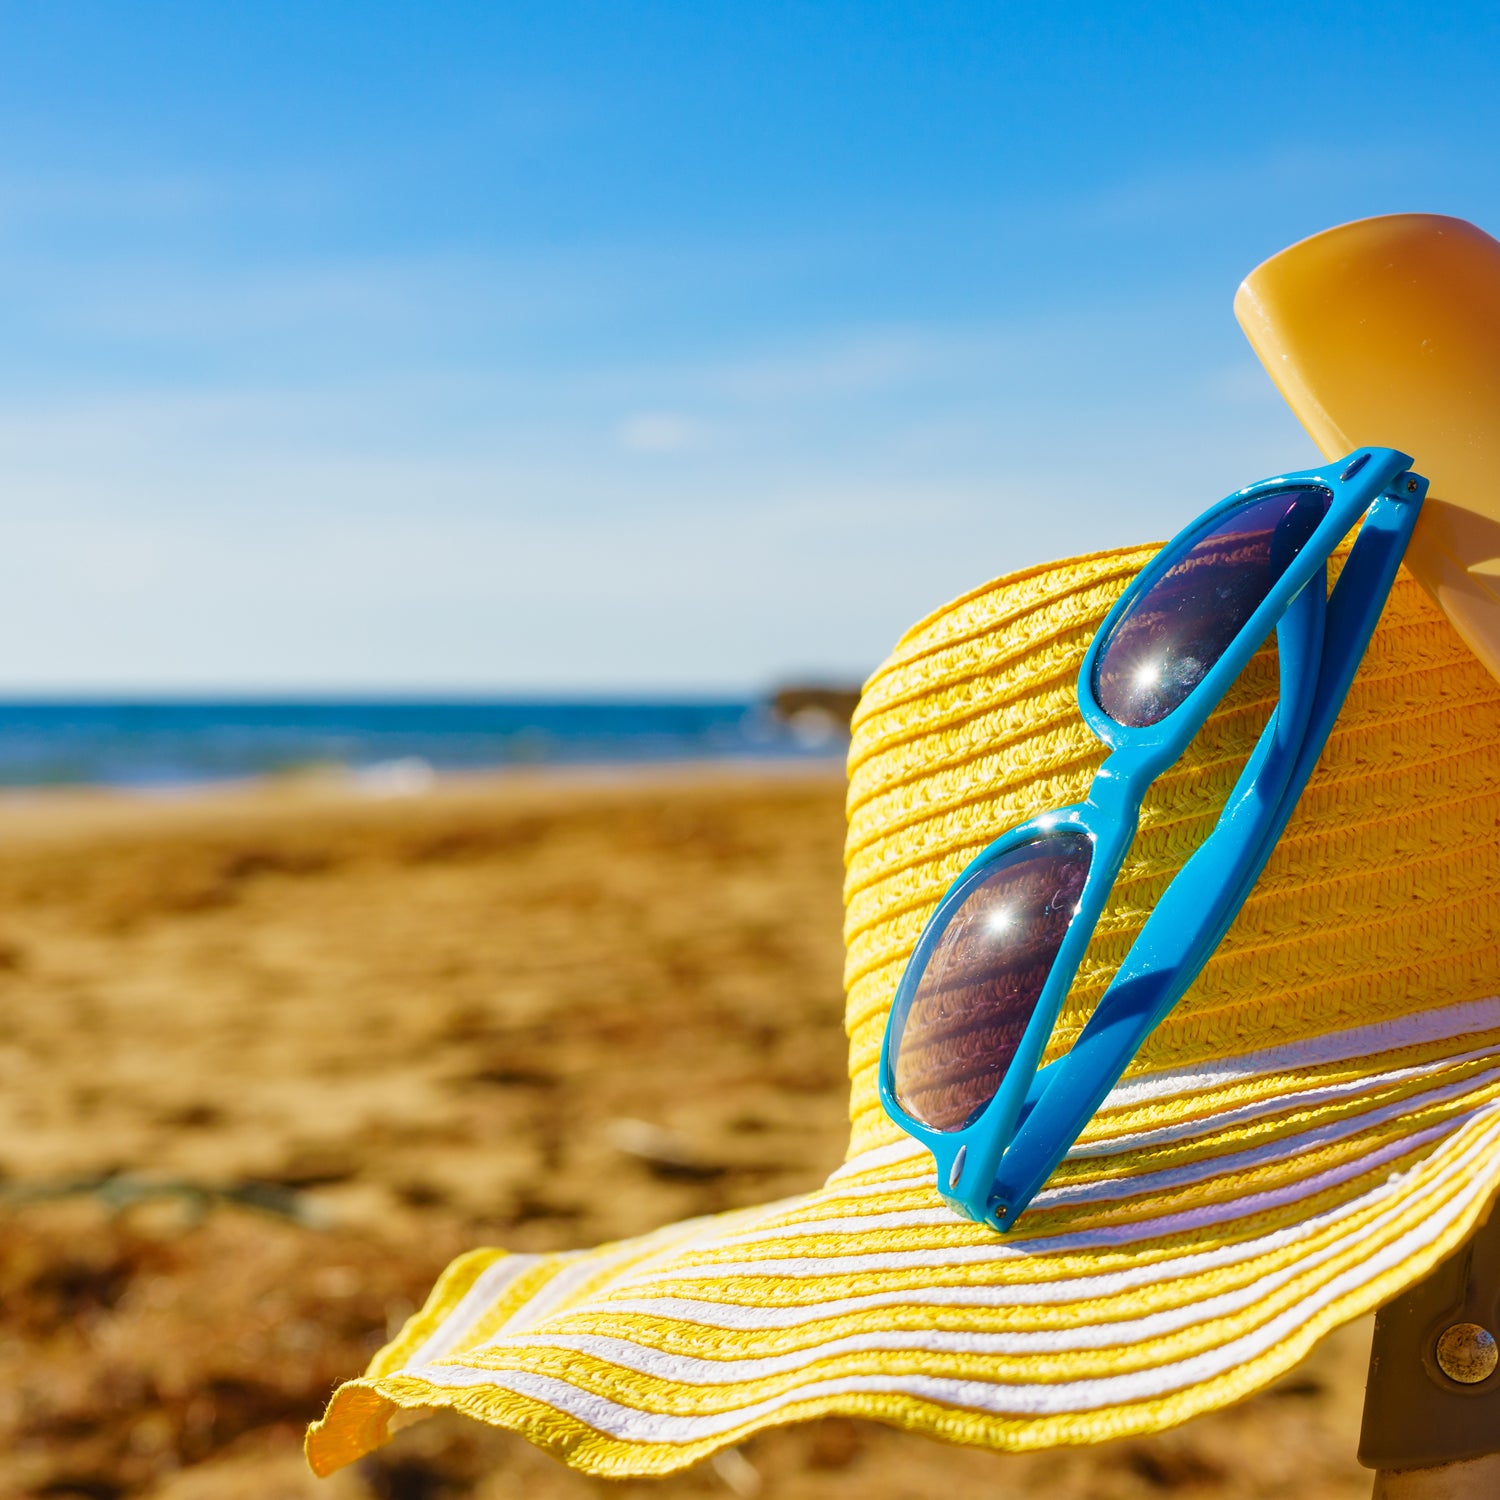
left=0, top=765, right=1375, bottom=1498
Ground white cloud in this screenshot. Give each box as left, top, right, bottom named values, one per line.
left=614, top=411, right=706, bottom=454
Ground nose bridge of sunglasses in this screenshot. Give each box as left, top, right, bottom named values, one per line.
left=1235, top=212, right=1500, bottom=688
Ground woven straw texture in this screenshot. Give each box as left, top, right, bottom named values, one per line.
left=307, top=545, right=1500, bottom=1479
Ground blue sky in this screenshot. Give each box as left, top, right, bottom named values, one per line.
left=2, top=1, right=1498, bottom=692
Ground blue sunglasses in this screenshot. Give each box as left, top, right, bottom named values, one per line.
left=878, top=447, right=1428, bottom=1232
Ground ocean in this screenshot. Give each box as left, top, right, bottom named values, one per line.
left=0, top=699, right=848, bottom=789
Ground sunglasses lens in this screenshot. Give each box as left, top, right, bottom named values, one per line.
left=1092, top=486, right=1332, bottom=728
left=892, top=831, right=1092, bottom=1133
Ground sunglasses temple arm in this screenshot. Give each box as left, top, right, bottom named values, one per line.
left=1195, top=490, right=1427, bottom=976
left=1253, top=490, right=1426, bottom=870
left=997, top=490, right=1424, bottom=1225
left=1147, top=496, right=1424, bottom=1054
left=1162, top=488, right=1428, bottom=982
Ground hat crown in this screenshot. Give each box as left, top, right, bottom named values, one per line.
left=841, top=545, right=1500, bottom=1158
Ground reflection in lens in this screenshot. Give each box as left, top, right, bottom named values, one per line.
left=892, top=831, right=1091, bottom=1133
left=1092, top=486, right=1332, bottom=728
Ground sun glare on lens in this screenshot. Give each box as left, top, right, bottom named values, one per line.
left=893, top=831, right=1093, bottom=1132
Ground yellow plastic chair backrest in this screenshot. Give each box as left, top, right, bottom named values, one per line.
left=1236, top=212, right=1500, bottom=687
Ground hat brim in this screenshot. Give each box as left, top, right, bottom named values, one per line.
left=308, top=998, right=1500, bottom=1478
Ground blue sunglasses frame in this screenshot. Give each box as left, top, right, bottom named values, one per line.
left=878, top=447, right=1428, bottom=1232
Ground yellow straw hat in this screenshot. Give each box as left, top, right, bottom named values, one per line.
left=306, top=541, right=1500, bottom=1479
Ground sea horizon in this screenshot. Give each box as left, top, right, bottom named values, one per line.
left=0, top=694, right=854, bottom=789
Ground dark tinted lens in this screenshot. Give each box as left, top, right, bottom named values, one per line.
left=892, top=831, right=1091, bottom=1133
left=1092, top=486, right=1332, bottom=729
